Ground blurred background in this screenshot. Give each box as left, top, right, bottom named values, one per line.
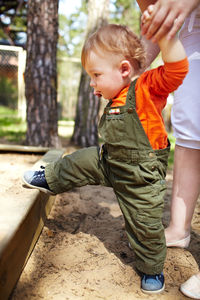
left=0, top=0, right=174, bottom=154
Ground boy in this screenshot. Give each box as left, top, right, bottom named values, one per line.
left=22, top=14, right=188, bottom=294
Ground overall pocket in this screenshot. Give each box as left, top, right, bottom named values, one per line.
left=138, top=159, right=161, bottom=185
left=102, top=113, right=125, bottom=143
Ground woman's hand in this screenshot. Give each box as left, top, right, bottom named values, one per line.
left=140, top=0, right=200, bottom=42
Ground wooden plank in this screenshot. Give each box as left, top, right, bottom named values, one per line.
left=0, top=144, right=50, bottom=153
left=0, top=149, right=64, bottom=300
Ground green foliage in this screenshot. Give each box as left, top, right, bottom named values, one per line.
left=168, top=133, right=176, bottom=168
left=0, top=76, right=18, bottom=109
left=110, top=0, right=141, bottom=34
left=0, top=28, right=7, bottom=40
left=0, top=106, right=76, bottom=143
left=0, top=105, right=17, bottom=116
left=58, top=2, right=87, bottom=58
left=58, top=0, right=141, bottom=59
left=57, top=0, right=142, bottom=121
left=0, top=0, right=27, bottom=44
left=0, top=106, right=26, bottom=143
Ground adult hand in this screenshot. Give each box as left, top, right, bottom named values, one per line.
left=141, top=0, right=200, bottom=42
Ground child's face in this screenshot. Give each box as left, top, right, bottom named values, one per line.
left=85, top=51, right=128, bottom=100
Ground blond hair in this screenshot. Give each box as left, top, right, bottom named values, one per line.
left=81, top=24, right=146, bottom=72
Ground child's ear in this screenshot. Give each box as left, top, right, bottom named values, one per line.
left=120, top=60, right=131, bottom=77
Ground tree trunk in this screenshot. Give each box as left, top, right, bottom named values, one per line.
left=25, top=0, right=60, bottom=147
left=71, top=0, right=109, bottom=147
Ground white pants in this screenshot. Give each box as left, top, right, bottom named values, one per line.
left=171, top=5, right=200, bottom=149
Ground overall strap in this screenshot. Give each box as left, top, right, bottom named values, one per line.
left=125, top=79, right=137, bottom=109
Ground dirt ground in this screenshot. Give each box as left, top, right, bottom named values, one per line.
left=1, top=144, right=200, bottom=300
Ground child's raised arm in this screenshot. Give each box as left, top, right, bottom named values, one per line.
left=158, top=33, right=186, bottom=63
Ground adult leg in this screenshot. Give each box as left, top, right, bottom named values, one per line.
left=165, top=145, right=200, bottom=246
left=166, top=10, right=200, bottom=247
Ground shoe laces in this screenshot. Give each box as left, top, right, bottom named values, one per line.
left=34, top=165, right=46, bottom=178
left=144, top=274, right=162, bottom=283
left=34, top=169, right=45, bottom=179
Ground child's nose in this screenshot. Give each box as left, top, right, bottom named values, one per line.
left=90, top=78, right=95, bottom=87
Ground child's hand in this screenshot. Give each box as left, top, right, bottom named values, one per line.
left=141, top=4, right=154, bottom=26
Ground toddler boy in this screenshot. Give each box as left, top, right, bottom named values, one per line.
left=23, top=17, right=188, bottom=294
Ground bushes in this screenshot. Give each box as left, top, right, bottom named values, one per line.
left=0, top=76, right=18, bottom=109
left=0, top=106, right=26, bottom=143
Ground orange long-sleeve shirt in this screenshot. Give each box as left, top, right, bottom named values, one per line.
left=111, top=58, right=189, bottom=149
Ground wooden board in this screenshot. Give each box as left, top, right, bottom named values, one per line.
left=0, top=149, right=64, bottom=300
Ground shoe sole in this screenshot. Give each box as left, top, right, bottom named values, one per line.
left=22, top=175, right=55, bottom=195
left=141, top=283, right=165, bottom=294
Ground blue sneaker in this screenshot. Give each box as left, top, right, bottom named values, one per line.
left=141, top=272, right=165, bottom=294
left=22, top=166, right=54, bottom=195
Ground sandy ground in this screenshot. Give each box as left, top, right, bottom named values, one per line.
left=1, top=146, right=200, bottom=300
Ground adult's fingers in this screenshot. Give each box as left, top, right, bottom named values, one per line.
left=142, top=9, right=178, bottom=42
left=166, top=15, right=186, bottom=40
left=149, top=12, right=179, bottom=42
left=141, top=2, right=167, bottom=36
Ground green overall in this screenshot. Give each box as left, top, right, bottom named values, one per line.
left=45, top=80, right=170, bottom=275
